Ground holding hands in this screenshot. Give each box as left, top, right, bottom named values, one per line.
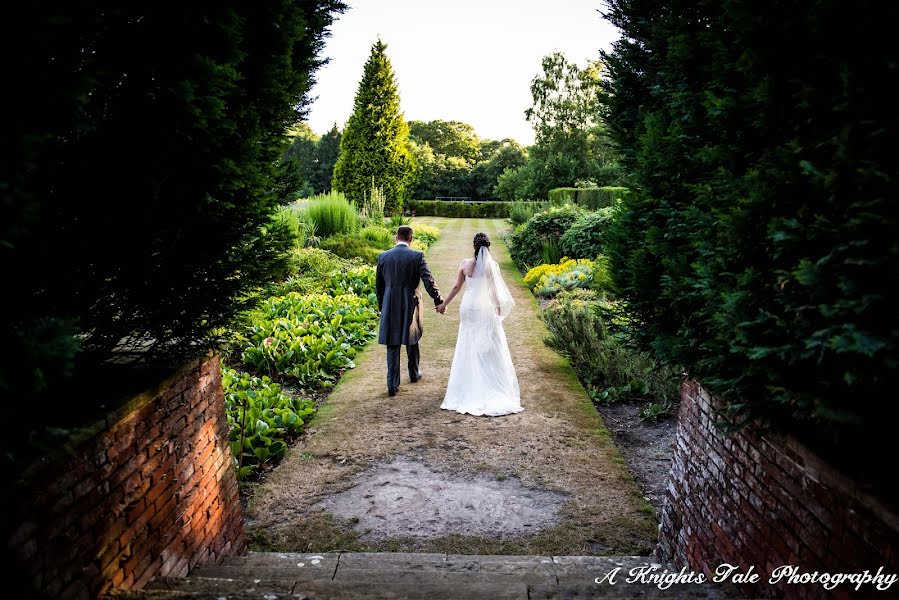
left=435, top=302, right=448, bottom=314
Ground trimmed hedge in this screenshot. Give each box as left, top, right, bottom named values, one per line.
left=548, top=186, right=631, bottom=209
left=408, top=200, right=512, bottom=218
left=602, top=0, right=899, bottom=466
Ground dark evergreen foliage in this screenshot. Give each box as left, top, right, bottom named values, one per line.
left=600, top=0, right=899, bottom=462
left=332, top=39, right=415, bottom=212
left=1, top=2, right=346, bottom=406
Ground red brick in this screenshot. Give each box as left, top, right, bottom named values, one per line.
left=133, top=556, right=163, bottom=590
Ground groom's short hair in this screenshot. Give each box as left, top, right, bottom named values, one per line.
left=396, top=226, right=413, bottom=242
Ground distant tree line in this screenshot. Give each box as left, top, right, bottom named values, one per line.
left=280, top=45, right=624, bottom=204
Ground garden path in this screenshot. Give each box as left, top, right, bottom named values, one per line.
left=245, top=217, right=657, bottom=556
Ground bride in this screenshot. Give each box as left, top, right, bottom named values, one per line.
left=436, top=233, right=523, bottom=416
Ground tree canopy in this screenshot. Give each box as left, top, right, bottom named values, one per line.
left=497, top=52, right=622, bottom=200
left=409, top=120, right=481, bottom=165
left=278, top=123, right=342, bottom=199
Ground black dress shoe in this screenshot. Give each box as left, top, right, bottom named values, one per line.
left=410, top=371, right=422, bottom=383
left=388, top=387, right=398, bottom=397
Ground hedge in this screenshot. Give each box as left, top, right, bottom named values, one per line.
left=548, top=186, right=631, bottom=209
left=407, top=200, right=513, bottom=218
left=601, top=0, right=898, bottom=471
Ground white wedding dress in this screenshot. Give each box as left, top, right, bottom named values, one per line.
left=441, top=247, right=523, bottom=416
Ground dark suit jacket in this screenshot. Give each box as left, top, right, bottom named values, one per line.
left=376, top=243, right=443, bottom=346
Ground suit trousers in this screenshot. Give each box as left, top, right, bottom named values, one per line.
left=386, top=344, right=420, bottom=391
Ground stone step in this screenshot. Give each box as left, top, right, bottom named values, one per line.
left=113, top=578, right=528, bottom=599
left=105, top=552, right=738, bottom=599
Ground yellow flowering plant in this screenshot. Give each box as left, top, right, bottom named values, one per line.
left=524, top=257, right=594, bottom=297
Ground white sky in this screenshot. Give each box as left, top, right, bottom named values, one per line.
left=304, top=0, right=620, bottom=146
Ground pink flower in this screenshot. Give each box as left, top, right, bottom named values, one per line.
left=263, top=337, right=274, bottom=347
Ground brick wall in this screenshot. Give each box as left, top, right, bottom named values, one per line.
left=3, top=354, right=245, bottom=599
left=658, top=380, right=899, bottom=598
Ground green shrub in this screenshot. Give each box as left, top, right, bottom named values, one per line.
left=319, top=234, right=384, bottom=264
left=509, top=201, right=550, bottom=226
left=265, top=275, right=319, bottom=297
left=274, top=206, right=306, bottom=249
left=387, top=213, right=411, bottom=227
left=411, top=223, right=441, bottom=247
left=590, top=255, right=614, bottom=296
left=408, top=200, right=511, bottom=218
left=560, top=207, right=615, bottom=259
left=548, top=187, right=630, bottom=209
left=302, top=191, right=360, bottom=237
left=507, top=204, right=584, bottom=267
left=359, top=225, right=394, bottom=247
left=602, top=0, right=899, bottom=457
left=324, top=265, right=378, bottom=298
left=286, top=247, right=354, bottom=279
left=542, top=291, right=681, bottom=404
left=222, top=366, right=315, bottom=480
left=239, top=292, right=378, bottom=388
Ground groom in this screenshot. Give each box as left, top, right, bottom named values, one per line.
left=376, top=225, right=445, bottom=396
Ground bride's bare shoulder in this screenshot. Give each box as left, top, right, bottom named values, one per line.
left=459, top=257, right=475, bottom=275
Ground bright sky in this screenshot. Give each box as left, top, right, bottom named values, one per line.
left=305, top=0, right=620, bottom=147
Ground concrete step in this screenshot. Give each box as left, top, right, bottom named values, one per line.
left=105, top=552, right=738, bottom=599
left=113, top=578, right=527, bottom=599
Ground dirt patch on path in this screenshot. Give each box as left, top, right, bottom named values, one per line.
left=245, top=217, right=657, bottom=556
left=318, top=455, right=568, bottom=540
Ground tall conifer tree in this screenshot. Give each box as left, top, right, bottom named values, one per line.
left=332, top=39, right=414, bottom=212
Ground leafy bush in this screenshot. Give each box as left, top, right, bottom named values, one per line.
left=408, top=200, right=511, bottom=218
left=411, top=223, right=441, bottom=246
left=319, top=234, right=384, bottom=264
left=222, top=366, right=315, bottom=480
left=286, top=247, right=354, bottom=278
left=590, top=255, right=614, bottom=295
left=387, top=213, right=411, bottom=227
left=507, top=204, right=584, bottom=267
left=542, top=291, right=681, bottom=405
left=302, top=191, right=360, bottom=238
left=602, top=0, right=899, bottom=458
left=274, top=206, right=307, bottom=249
left=524, top=258, right=594, bottom=297
left=560, top=207, right=614, bottom=259
left=239, top=292, right=378, bottom=388
left=509, top=201, right=550, bottom=226
left=324, top=265, right=378, bottom=298
left=359, top=226, right=394, bottom=247
left=548, top=187, right=629, bottom=209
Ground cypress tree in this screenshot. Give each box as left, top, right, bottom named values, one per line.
left=333, top=39, right=414, bottom=212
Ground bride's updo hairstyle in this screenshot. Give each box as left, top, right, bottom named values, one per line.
left=473, top=232, right=490, bottom=259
